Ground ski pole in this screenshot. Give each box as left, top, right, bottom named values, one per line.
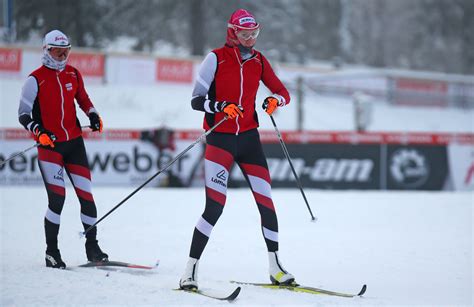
left=0, top=126, right=95, bottom=167
left=82, top=116, right=228, bottom=236
left=269, top=115, right=317, bottom=221
left=0, top=143, right=40, bottom=167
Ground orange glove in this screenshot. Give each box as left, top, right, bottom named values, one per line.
left=222, top=102, right=244, bottom=119
left=38, top=132, right=56, bottom=148
left=33, top=126, right=56, bottom=148
left=262, top=97, right=278, bottom=115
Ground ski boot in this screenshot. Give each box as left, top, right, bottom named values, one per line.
left=85, top=240, right=109, bottom=262
left=45, top=249, right=66, bottom=269
left=179, top=257, right=199, bottom=290
left=268, top=251, right=295, bottom=285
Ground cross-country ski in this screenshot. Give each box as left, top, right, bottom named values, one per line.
left=78, top=260, right=159, bottom=270
left=174, top=287, right=241, bottom=302
left=231, top=280, right=367, bottom=298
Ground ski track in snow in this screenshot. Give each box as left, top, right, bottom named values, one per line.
left=0, top=187, right=472, bottom=306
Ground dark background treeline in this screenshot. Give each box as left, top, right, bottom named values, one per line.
left=4, top=0, right=473, bottom=74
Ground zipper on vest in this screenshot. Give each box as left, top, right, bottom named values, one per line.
left=236, top=63, right=244, bottom=135
left=56, top=72, right=69, bottom=140
left=234, top=48, right=258, bottom=135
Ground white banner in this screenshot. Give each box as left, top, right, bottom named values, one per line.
left=447, top=144, right=474, bottom=191
left=0, top=132, right=205, bottom=187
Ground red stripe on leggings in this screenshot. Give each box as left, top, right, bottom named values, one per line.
left=206, top=187, right=226, bottom=206
left=48, top=184, right=65, bottom=196
left=74, top=187, right=94, bottom=202
left=38, top=147, right=63, bottom=165
left=65, top=163, right=91, bottom=180
left=205, top=144, right=234, bottom=171
left=240, top=163, right=271, bottom=184
left=253, top=191, right=275, bottom=211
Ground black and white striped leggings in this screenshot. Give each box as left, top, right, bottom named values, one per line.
left=37, top=136, right=98, bottom=251
left=188, top=129, right=279, bottom=259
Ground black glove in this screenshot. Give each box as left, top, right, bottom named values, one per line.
left=89, top=112, right=103, bottom=132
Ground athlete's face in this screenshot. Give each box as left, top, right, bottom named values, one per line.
left=49, top=47, right=71, bottom=61
left=237, top=36, right=257, bottom=48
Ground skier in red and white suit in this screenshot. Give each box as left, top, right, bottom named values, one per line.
left=180, top=9, right=295, bottom=290
left=18, top=30, right=108, bottom=269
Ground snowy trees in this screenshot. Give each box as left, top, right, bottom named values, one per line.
left=9, top=0, right=473, bottom=74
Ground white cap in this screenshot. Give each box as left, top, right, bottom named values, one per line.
left=43, top=30, right=71, bottom=49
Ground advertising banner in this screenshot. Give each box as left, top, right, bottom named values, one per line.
left=447, top=144, right=474, bottom=191
left=156, top=58, right=194, bottom=83
left=1, top=129, right=472, bottom=190
left=229, top=143, right=381, bottom=190
left=385, top=145, right=449, bottom=190
left=0, top=129, right=204, bottom=187
left=393, top=77, right=448, bottom=107
left=68, top=52, right=105, bottom=78
left=0, top=47, right=21, bottom=72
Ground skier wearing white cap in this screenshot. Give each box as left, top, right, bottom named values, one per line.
left=18, top=30, right=108, bottom=269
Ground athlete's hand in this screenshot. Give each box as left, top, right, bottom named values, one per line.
left=33, top=126, right=56, bottom=148
left=89, top=112, right=103, bottom=132
left=39, top=132, right=56, bottom=147
left=262, top=97, right=279, bottom=115
left=221, top=102, right=243, bottom=119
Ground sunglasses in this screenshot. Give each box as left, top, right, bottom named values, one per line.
left=236, top=28, right=260, bottom=40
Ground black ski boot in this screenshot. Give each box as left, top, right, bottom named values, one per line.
left=45, top=249, right=66, bottom=269
left=85, top=240, right=109, bottom=262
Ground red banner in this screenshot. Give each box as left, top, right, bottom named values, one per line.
left=68, top=52, right=105, bottom=77
left=394, top=78, right=448, bottom=106
left=2, top=128, right=473, bottom=145
left=156, top=58, right=193, bottom=83
left=0, top=48, right=21, bottom=72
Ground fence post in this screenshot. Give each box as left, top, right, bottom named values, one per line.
left=296, top=76, right=304, bottom=131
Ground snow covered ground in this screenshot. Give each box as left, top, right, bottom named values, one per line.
left=1, top=63, right=473, bottom=306
left=0, top=187, right=472, bottom=306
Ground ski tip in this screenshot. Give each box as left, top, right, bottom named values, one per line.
left=228, top=286, right=241, bottom=301
left=357, top=284, right=367, bottom=296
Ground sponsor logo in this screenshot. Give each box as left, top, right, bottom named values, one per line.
left=0, top=146, right=188, bottom=174
left=239, top=17, right=255, bottom=25
left=389, top=148, right=429, bottom=188
left=55, top=36, right=67, bottom=42
left=211, top=169, right=227, bottom=187
left=465, top=162, right=474, bottom=185
left=261, top=158, right=374, bottom=183
left=54, top=168, right=64, bottom=181
left=310, top=158, right=373, bottom=182
left=216, top=169, right=226, bottom=180
left=65, top=83, right=73, bottom=91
